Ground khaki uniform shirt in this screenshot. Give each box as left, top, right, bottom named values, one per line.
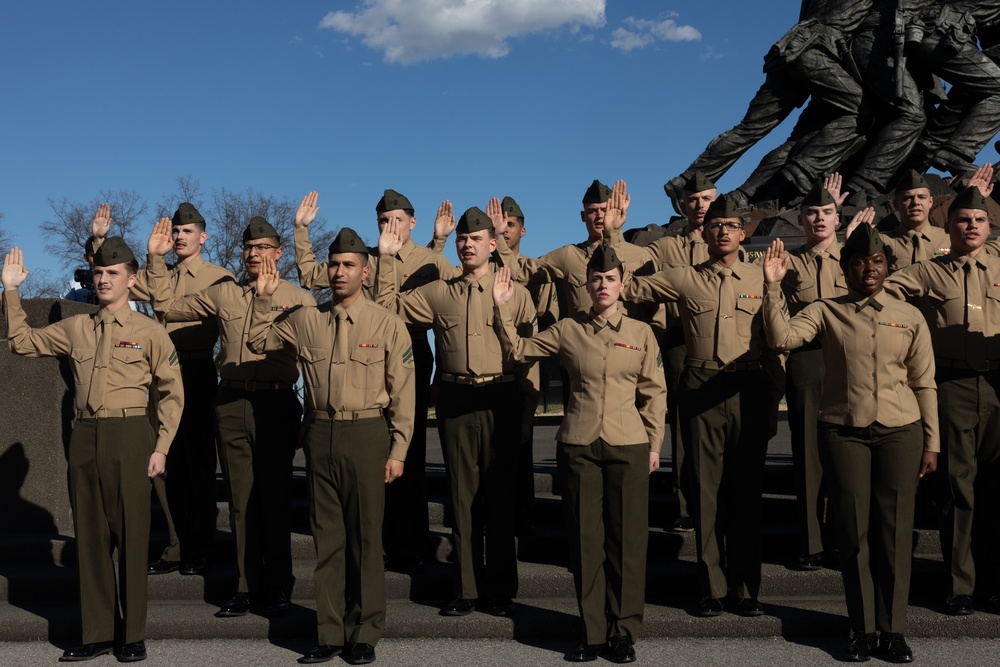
left=778, top=242, right=849, bottom=316
left=247, top=295, right=416, bottom=460
left=4, top=289, right=183, bottom=454
left=881, top=224, right=950, bottom=272
left=294, top=228, right=455, bottom=294
left=624, top=260, right=769, bottom=366
left=495, top=304, right=666, bottom=451
left=131, top=254, right=235, bottom=352
left=145, top=254, right=316, bottom=384
left=883, top=252, right=1000, bottom=363
left=375, top=260, right=539, bottom=422
left=762, top=283, right=939, bottom=452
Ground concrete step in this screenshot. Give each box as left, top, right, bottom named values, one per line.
left=3, top=596, right=999, bottom=643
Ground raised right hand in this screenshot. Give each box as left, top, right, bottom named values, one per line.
left=1, top=247, right=29, bottom=290
left=492, top=266, right=514, bottom=305
left=147, top=218, right=175, bottom=256
left=378, top=218, right=404, bottom=257
left=762, top=238, right=787, bottom=285
left=434, top=200, right=456, bottom=239
left=295, top=191, right=320, bottom=229
left=256, top=255, right=281, bottom=299
left=92, top=203, right=112, bottom=240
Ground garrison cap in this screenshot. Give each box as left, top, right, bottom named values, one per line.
left=242, top=217, right=280, bottom=243
left=172, top=202, right=206, bottom=227
left=949, top=185, right=989, bottom=214
left=456, top=206, right=493, bottom=234
left=587, top=244, right=622, bottom=274
left=800, top=181, right=836, bottom=208
left=705, top=194, right=743, bottom=221
left=841, top=223, right=884, bottom=263
left=501, top=196, right=524, bottom=220
left=376, top=189, right=414, bottom=214
left=682, top=171, right=716, bottom=194
left=93, top=237, right=136, bottom=267
left=328, top=227, right=368, bottom=255
left=894, top=169, right=930, bottom=193
left=582, top=179, right=612, bottom=205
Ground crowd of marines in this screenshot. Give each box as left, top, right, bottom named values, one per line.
left=2, top=166, right=999, bottom=664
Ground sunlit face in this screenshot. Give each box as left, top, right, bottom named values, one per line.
left=682, top=188, right=717, bottom=228
left=702, top=217, right=746, bottom=259
left=581, top=201, right=608, bottom=240
left=92, top=263, right=137, bottom=307
left=501, top=217, right=526, bottom=253
left=946, top=208, right=990, bottom=255
left=171, top=223, right=208, bottom=260
left=894, top=188, right=933, bottom=228
left=587, top=268, right=622, bottom=311
left=327, top=252, right=370, bottom=301
left=455, top=230, right=496, bottom=271
left=241, top=237, right=282, bottom=278
left=799, top=204, right=839, bottom=244
left=845, top=252, right=887, bottom=295
left=377, top=209, right=415, bottom=244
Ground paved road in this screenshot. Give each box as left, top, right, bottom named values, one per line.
left=13, top=637, right=1000, bottom=666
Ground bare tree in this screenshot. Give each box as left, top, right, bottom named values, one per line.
left=18, top=268, right=65, bottom=299
left=155, top=175, right=205, bottom=220
left=0, top=212, right=10, bottom=254
left=40, top=190, right=148, bottom=272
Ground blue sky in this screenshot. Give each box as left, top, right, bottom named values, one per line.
left=5, top=0, right=984, bottom=284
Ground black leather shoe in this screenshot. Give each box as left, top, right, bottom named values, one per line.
left=945, top=593, right=974, bottom=616
left=216, top=592, right=251, bottom=617
left=796, top=553, right=823, bottom=571
left=607, top=635, right=636, bottom=664
left=147, top=559, right=180, bottom=575
left=877, top=633, right=914, bottom=663
left=344, top=643, right=376, bottom=665
left=441, top=598, right=476, bottom=616
left=731, top=598, right=764, bottom=617
left=59, top=641, right=114, bottom=661
left=985, top=593, right=1000, bottom=613
left=483, top=596, right=515, bottom=617
left=117, top=641, right=147, bottom=662
left=180, top=557, right=208, bottom=576
left=566, top=644, right=603, bottom=662
left=696, top=596, right=724, bottom=617
left=672, top=517, right=694, bottom=532
left=843, top=632, right=877, bottom=662
left=261, top=590, right=290, bottom=617
left=298, top=645, right=343, bottom=664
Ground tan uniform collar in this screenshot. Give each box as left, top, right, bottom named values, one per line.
left=802, top=240, right=843, bottom=261
left=589, top=309, right=623, bottom=333
left=847, top=289, right=885, bottom=312
left=334, top=296, right=367, bottom=324
left=176, top=253, right=206, bottom=277
left=94, top=305, right=131, bottom=330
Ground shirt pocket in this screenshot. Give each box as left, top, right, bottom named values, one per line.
left=435, top=313, right=462, bottom=352
left=683, top=296, right=716, bottom=339
left=923, top=287, right=964, bottom=329
left=70, top=347, right=95, bottom=387
left=218, top=308, right=245, bottom=343
left=299, top=345, right=329, bottom=388
left=110, top=346, right=145, bottom=388
left=350, top=346, right=385, bottom=401
left=986, top=285, right=1000, bottom=330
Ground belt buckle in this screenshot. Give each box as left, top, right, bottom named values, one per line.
left=350, top=411, right=360, bottom=422
left=722, top=362, right=737, bottom=373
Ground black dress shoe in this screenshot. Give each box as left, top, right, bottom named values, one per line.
left=59, top=641, right=114, bottom=661
left=298, top=645, right=343, bottom=664
left=607, top=635, right=635, bottom=664
left=796, top=553, right=823, bottom=571
left=216, top=592, right=251, bottom=617
left=441, top=598, right=476, bottom=616
left=985, top=593, right=1000, bottom=613
left=180, top=557, right=208, bottom=576
left=565, top=643, right=603, bottom=662
left=344, top=643, right=376, bottom=665
left=672, top=517, right=694, bottom=532
left=696, top=596, right=723, bottom=617
left=117, top=641, right=147, bottom=662
left=843, top=632, right=877, bottom=662
left=731, top=598, right=764, bottom=617
left=147, top=559, right=180, bottom=575
left=483, top=596, right=515, bottom=617
left=261, top=590, right=290, bottom=617
left=877, top=633, right=914, bottom=663
left=945, top=593, right=974, bottom=616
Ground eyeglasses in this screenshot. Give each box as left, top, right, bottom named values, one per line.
left=705, top=222, right=743, bottom=233
left=242, top=243, right=278, bottom=253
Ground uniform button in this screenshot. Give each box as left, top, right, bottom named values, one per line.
left=871, top=353, right=876, bottom=358
left=603, top=356, right=607, bottom=361
left=870, top=334, right=875, bottom=339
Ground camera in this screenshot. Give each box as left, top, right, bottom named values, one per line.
left=74, top=269, right=94, bottom=291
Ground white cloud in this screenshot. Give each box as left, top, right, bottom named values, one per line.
left=319, top=0, right=606, bottom=64
left=610, top=14, right=701, bottom=53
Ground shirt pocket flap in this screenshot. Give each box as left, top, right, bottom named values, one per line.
left=71, top=347, right=95, bottom=363
left=300, top=345, right=328, bottom=365
left=111, top=347, right=143, bottom=363
left=350, top=347, right=383, bottom=365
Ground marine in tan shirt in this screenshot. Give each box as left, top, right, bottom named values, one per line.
left=762, top=225, right=937, bottom=653
left=146, top=216, right=315, bottom=619
left=492, top=247, right=665, bottom=661
left=248, top=228, right=414, bottom=663
left=622, top=195, right=779, bottom=617
left=293, top=188, right=451, bottom=573
left=879, top=170, right=951, bottom=272
left=376, top=207, right=536, bottom=618
left=3, top=240, right=181, bottom=661
left=882, top=185, right=1000, bottom=616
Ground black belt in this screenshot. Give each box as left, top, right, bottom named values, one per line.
left=177, top=349, right=214, bottom=361
left=219, top=379, right=294, bottom=392
left=935, top=358, right=1000, bottom=372
left=686, top=359, right=762, bottom=372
